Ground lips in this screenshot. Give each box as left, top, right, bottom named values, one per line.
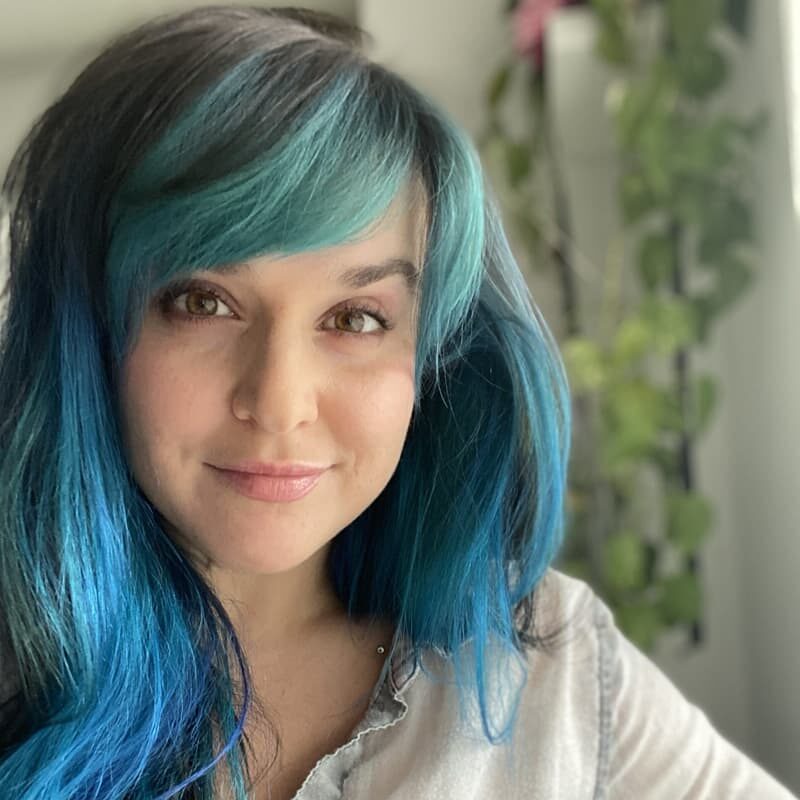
left=211, top=460, right=329, bottom=477
left=207, top=463, right=329, bottom=502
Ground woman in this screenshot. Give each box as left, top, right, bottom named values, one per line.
left=0, top=6, right=795, bottom=799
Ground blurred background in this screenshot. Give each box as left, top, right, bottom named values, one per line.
left=0, top=0, right=797, bottom=792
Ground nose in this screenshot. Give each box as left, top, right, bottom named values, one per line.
left=230, top=326, right=320, bottom=434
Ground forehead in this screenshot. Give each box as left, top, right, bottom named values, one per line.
left=216, top=183, right=428, bottom=286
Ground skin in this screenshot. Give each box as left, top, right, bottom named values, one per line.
left=118, top=186, right=426, bottom=659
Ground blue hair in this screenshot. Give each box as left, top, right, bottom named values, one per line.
left=0, top=6, right=571, bottom=798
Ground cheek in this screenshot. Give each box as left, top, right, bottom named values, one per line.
left=119, top=340, right=213, bottom=468
left=332, top=355, right=416, bottom=457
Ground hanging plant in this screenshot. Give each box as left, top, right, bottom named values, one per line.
left=482, top=0, right=765, bottom=652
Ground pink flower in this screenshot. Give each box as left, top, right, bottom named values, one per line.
left=512, top=0, right=585, bottom=69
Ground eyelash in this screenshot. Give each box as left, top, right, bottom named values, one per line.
left=155, top=279, right=394, bottom=338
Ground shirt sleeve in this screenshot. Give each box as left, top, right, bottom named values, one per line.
left=594, top=596, right=799, bottom=800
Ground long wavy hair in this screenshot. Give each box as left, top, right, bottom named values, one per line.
left=0, top=6, right=571, bottom=798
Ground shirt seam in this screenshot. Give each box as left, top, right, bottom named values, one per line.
left=592, top=595, right=615, bottom=800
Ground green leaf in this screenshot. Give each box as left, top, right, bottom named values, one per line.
left=603, top=531, right=648, bottom=592
left=562, top=337, right=608, bottom=392
left=693, top=256, right=754, bottom=330
left=671, top=176, right=712, bottom=228
left=637, top=112, right=679, bottom=200
left=643, top=541, right=659, bottom=584
left=615, top=601, right=662, bottom=653
left=667, top=0, right=724, bottom=52
left=638, top=233, right=676, bottom=290
left=685, top=374, right=718, bottom=435
left=648, top=444, right=680, bottom=476
left=676, top=47, right=727, bottom=98
left=602, top=379, right=666, bottom=460
left=698, top=193, right=753, bottom=262
left=691, top=296, right=715, bottom=343
left=715, top=258, right=754, bottom=306
left=724, top=0, right=750, bottom=38
left=620, top=171, right=657, bottom=223
left=595, top=15, right=633, bottom=67
left=657, top=572, right=702, bottom=624
left=504, top=140, right=533, bottom=188
left=599, top=442, right=639, bottom=483
left=614, top=66, right=678, bottom=149
left=614, top=84, right=640, bottom=148
left=488, top=63, right=512, bottom=111
left=657, top=388, right=684, bottom=433
left=666, top=491, right=714, bottom=554
left=640, top=297, right=697, bottom=354
left=673, top=118, right=740, bottom=178
left=612, top=317, right=653, bottom=364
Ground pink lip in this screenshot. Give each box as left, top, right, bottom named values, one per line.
left=211, top=460, right=330, bottom=477
left=209, top=465, right=326, bottom=502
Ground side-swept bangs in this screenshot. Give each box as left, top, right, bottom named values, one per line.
left=103, top=18, right=484, bottom=384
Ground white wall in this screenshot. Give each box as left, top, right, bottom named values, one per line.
left=0, top=0, right=355, bottom=169
left=0, top=0, right=356, bottom=58
left=715, top=0, right=800, bottom=788
left=0, top=0, right=356, bottom=295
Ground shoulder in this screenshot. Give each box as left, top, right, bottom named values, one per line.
left=505, top=569, right=612, bottom=794
left=523, top=570, right=797, bottom=799
left=524, top=566, right=602, bottom=635
left=517, top=566, right=610, bottom=671
left=369, top=572, right=609, bottom=798
left=600, top=613, right=797, bottom=798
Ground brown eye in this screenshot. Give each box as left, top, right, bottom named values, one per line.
left=184, top=290, right=220, bottom=316
left=321, top=303, right=391, bottom=338
left=161, top=283, right=236, bottom=320
left=334, top=310, right=368, bottom=333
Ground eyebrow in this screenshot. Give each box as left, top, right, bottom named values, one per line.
left=220, top=256, right=420, bottom=294
left=337, top=258, right=420, bottom=293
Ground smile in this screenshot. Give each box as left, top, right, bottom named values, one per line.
left=208, top=465, right=326, bottom=502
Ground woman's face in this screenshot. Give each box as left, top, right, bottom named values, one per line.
left=118, top=194, right=424, bottom=577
